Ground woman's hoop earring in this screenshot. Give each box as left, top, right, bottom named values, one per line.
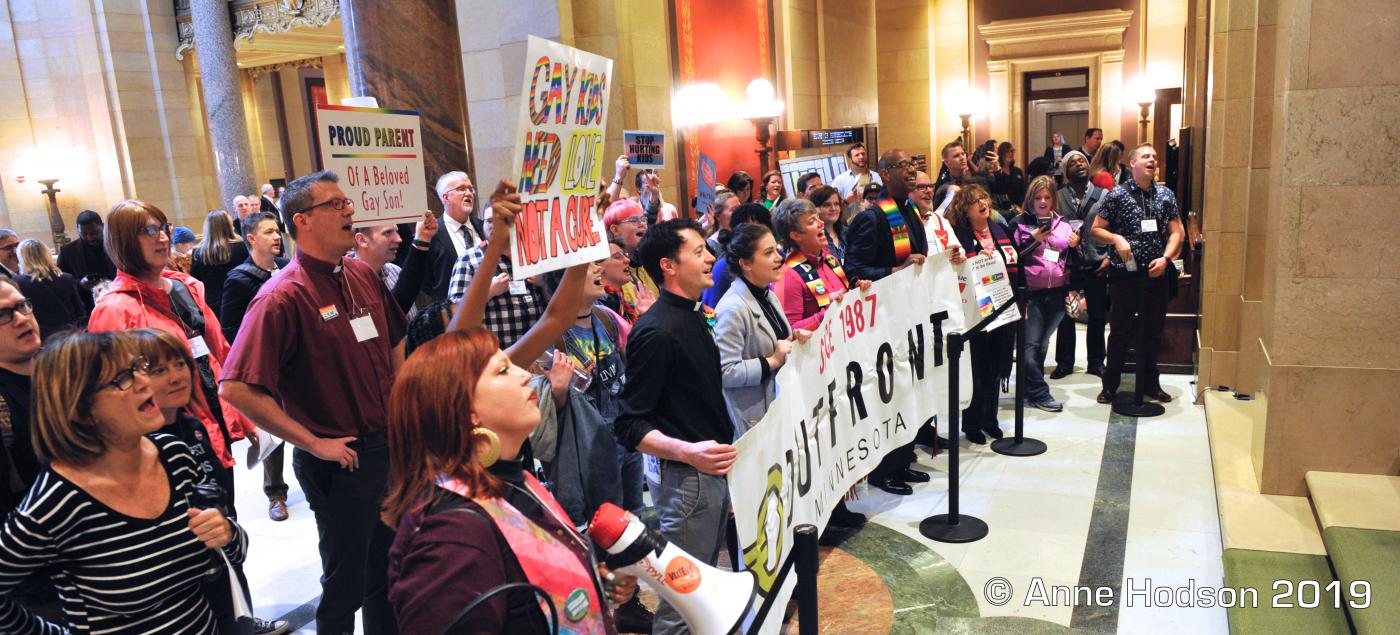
left=471, top=427, right=500, bottom=468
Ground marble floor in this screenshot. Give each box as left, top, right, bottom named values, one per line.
left=233, top=324, right=1228, bottom=634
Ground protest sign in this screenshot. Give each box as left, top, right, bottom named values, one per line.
left=958, top=251, right=1019, bottom=332
left=315, top=104, right=428, bottom=224
left=729, top=253, right=966, bottom=633
left=623, top=130, right=666, bottom=169
left=696, top=152, right=718, bottom=216
left=509, top=36, right=614, bottom=279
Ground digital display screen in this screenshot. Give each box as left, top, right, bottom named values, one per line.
left=810, top=127, right=864, bottom=146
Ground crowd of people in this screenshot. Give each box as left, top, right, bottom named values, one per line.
left=0, top=131, right=1181, bottom=634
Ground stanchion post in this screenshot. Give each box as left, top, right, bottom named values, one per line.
left=1112, top=271, right=1165, bottom=417
left=993, top=286, right=1048, bottom=456
left=794, top=524, right=819, bottom=635
left=920, top=332, right=989, bottom=543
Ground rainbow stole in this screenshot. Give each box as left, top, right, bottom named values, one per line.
left=877, top=198, right=913, bottom=262
left=785, top=251, right=848, bottom=307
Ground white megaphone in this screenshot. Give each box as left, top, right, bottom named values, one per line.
left=589, top=503, right=760, bottom=635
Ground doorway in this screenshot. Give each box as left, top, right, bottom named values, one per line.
left=1023, top=69, right=1090, bottom=161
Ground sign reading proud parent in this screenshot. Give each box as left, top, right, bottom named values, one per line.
left=509, top=36, right=615, bottom=279
left=315, top=104, right=427, bottom=224
left=729, top=253, right=966, bottom=633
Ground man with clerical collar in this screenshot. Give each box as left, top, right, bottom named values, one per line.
left=221, top=170, right=407, bottom=635
left=615, top=219, right=736, bottom=635
left=840, top=148, right=932, bottom=496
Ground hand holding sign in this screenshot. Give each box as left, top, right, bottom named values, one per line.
left=414, top=211, right=439, bottom=243
left=490, top=180, right=522, bottom=233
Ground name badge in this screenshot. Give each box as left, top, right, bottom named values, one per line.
left=1043, top=248, right=1061, bottom=263
left=509, top=280, right=530, bottom=296
left=319, top=304, right=340, bottom=321
left=188, top=335, right=211, bottom=359
left=1141, top=218, right=1159, bottom=233
left=350, top=314, right=379, bottom=343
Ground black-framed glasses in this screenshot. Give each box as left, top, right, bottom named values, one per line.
left=99, top=357, right=151, bottom=393
left=0, top=300, right=33, bottom=326
left=887, top=160, right=913, bottom=171
left=296, top=198, right=354, bottom=215
left=914, top=184, right=936, bottom=191
left=137, top=224, right=170, bottom=238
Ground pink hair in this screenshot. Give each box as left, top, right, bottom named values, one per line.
left=602, top=198, right=645, bottom=228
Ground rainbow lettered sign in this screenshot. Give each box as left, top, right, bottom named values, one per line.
left=316, top=104, right=428, bottom=225
left=509, top=36, right=614, bottom=279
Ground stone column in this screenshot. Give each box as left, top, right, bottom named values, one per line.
left=341, top=0, right=469, bottom=213
left=190, top=0, right=255, bottom=210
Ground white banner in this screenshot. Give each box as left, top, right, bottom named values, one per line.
left=729, top=253, right=966, bottom=633
left=315, top=104, right=428, bottom=225
left=509, top=36, right=615, bottom=279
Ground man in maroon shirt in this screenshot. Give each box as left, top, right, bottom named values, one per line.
left=221, top=170, right=407, bottom=634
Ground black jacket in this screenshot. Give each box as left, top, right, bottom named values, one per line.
left=220, top=256, right=288, bottom=343
left=415, top=216, right=484, bottom=302
left=190, top=241, right=250, bottom=315
left=0, top=368, right=42, bottom=515
left=15, top=274, right=88, bottom=339
left=841, top=194, right=929, bottom=282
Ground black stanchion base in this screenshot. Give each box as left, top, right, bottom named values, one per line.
left=1112, top=396, right=1166, bottom=417
left=991, top=437, right=1048, bottom=456
left=919, top=514, right=989, bottom=543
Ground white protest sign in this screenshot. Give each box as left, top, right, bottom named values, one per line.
left=957, top=251, right=1020, bottom=332
left=509, top=36, right=614, bottom=279
left=729, top=253, right=966, bottom=634
left=315, top=104, right=428, bottom=224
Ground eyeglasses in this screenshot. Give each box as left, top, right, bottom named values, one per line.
left=619, top=216, right=647, bottom=225
left=296, top=197, right=354, bottom=215
left=147, top=358, right=189, bottom=378
left=0, top=300, right=33, bottom=326
left=450, top=185, right=474, bottom=194
left=99, top=356, right=151, bottom=393
left=137, top=224, right=171, bottom=238
left=886, top=160, right=913, bottom=171
left=914, top=184, right=935, bottom=191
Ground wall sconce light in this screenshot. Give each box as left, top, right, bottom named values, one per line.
left=671, top=79, right=786, bottom=173
left=949, top=84, right=985, bottom=150
left=38, top=178, right=69, bottom=248
left=1126, top=78, right=1156, bottom=144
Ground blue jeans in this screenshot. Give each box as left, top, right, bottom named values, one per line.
left=653, top=461, right=731, bottom=635
left=615, top=441, right=645, bottom=513
left=1023, top=289, right=1068, bottom=403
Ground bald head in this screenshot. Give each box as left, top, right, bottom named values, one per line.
left=876, top=149, right=915, bottom=200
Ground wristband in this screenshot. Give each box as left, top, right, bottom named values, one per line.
left=412, top=239, right=432, bottom=249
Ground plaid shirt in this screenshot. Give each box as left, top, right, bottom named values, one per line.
left=447, top=242, right=546, bottom=348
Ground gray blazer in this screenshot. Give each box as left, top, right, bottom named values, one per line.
left=714, top=279, right=791, bottom=438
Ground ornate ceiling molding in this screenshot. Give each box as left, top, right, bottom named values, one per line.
left=242, top=57, right=323, bottom=80
left=977, top=9, right=1134, bottom=60
left=176, top=0, right=341, bottom=60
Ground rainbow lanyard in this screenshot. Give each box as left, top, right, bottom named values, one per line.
left=877, top=198, right=912, bottom=262
left=785, top=251, right=848, bottom=307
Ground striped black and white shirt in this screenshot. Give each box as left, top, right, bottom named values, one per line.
left=0, top=434, right=247, bottom=634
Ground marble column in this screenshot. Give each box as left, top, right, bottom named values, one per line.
left=190, top=0, right=255, bottom=210
left=341, top=0, right=469, bottom=213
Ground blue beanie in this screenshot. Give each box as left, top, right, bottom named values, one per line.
left=171, top=226, right=196, bottom=244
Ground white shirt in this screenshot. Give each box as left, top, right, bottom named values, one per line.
left=830, top=169, right=883, bottom=200
left=442, top=212, right=480, bottom=257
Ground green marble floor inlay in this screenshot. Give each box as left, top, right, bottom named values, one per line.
left=838, top=523, right=1081, bottom=634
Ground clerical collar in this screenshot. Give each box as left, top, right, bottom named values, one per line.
left=294, top=249, right=343, bottom=275
left=660, top=289, right=702, bottom=312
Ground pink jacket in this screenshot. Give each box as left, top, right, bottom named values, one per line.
left=89, top=270, right=252, bottom=467
left=1012, top=213, right=1075, bottom=290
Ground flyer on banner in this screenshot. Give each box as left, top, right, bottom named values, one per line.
left=695, top=152, right=718, bottom=216
left=957, top=251, right=1019, bottom=332
left=623, top=130, right=665, bottom=169
left=508, top=36, right=614, bottom=279
left=729, top=253, right=966, bottom=634
left=315, top=104, right=428, bottom=224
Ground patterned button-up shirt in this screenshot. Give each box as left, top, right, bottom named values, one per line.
left=446, top=242, right=547, bottom=348
left=1097, top=180, right=1179, bottom=269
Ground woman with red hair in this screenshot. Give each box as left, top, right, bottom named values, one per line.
left=385, top=183, right=636, bottom=634
left=87, top=200, right=252, bottom=496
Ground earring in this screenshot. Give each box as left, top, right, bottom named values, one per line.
left=471, top=427, right=500, bottom=468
